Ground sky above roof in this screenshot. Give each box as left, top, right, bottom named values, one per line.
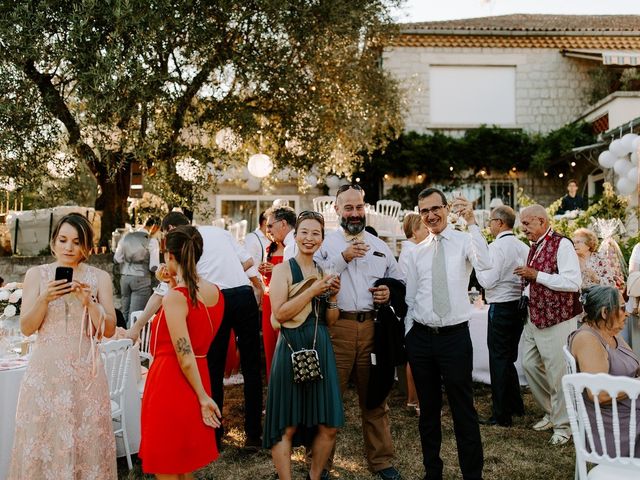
left=394, top=0, right=640, bottom=23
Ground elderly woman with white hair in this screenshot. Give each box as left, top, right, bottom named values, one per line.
left=571, top=228, right=619, bottom=291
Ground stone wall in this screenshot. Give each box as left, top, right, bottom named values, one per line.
left=383, top=46, right=594, bottom=134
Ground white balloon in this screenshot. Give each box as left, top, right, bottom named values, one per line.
left=633, top=136, right=640, bottom=154
left=633, top=151, right=639, bottom=163
left=325, top=175, right=341, bottom=189
left=598, top=150, right=616, bottom=168
left=616, top=177, right=636, bottom=195
left=609, top=139, right=629, bottom=157
left=613, top=158, right=632, bottom=175
left=627, top=166, right=639, bottom=181
left=305, top=174, right=318, bottom=186
left=621, top=133, right=639, bottom=153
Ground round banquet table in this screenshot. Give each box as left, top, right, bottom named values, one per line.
left=469, top=304, right=527, bottom=386
left=0, top=362, right=27, bottom=480
left=0, top=344, right=141, bottom=480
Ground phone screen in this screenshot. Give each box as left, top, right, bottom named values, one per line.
left=55, top=267, right=74, bottom=284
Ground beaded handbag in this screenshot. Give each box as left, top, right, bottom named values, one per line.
left=281, top=302, right=323, bottom=384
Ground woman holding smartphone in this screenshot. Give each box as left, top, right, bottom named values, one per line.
left=9, top=213, right=117, bottom=479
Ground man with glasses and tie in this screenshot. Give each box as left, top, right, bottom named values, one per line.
left=315, top=184, right=405, bottom=480
left=404, top=187, right=491, bottom=480
left=475, top=206, right=529, bottom=428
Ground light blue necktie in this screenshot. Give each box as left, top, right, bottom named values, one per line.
left=432, top=235, right=451, bottom=318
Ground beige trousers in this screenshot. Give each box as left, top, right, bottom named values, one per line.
left=522, top=315, right=578, bottom=436
left=327, top=318, right=394, bottom=472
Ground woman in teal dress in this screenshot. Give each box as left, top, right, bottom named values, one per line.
left=264, top=211, right=344, bottom=480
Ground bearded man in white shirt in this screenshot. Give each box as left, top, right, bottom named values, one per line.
left=315, top=184, right=405, bottom=480
left=514, top=204, right=582, bottom=446
left=405, top=187, right=491, bottom=480
left=476, top=206, right=529, bottom=427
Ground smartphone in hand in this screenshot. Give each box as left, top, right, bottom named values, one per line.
left=54, top=266, right=74, bottom=284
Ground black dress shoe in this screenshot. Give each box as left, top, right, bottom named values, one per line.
left=479, top=416, right=511, bottom=427
left=376, top=466, right=403, bottom=480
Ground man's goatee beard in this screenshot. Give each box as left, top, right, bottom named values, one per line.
left=341, top=217, right=366, bottom=235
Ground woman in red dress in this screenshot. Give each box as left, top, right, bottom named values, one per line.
left=140, top=225, right=224, bottom=478
left=259, top=239, right=284, bottom=380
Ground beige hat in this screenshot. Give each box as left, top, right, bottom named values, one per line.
left=270, top=275, right=319, bottom=330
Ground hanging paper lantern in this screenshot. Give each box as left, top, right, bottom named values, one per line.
left=247, top=153, right=273, bottom=178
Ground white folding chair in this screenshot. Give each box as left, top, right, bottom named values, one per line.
left=375, top=199, right=402, bottom=220
left=139, top=314, right=154, bottom=364
left=312, top=196, right=334, bottom=214
left=563, top=344, right=580, bottom=480
left=563, top=344, right=578, bottom=375
left=128, top=310, right=143, bottom=329
left=101, top=339, right=134, bottom=470
left=562, top=373, right=640, bottom=480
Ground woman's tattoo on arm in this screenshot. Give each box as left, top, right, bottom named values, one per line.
left=176, top=337, right=192, bottom=355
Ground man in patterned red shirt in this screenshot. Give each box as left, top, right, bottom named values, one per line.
left=515, top=204, right=582, bottom=446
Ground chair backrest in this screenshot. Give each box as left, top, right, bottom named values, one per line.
left=562, top=373, right=640, bottom=479
left=139, top=314, right=155, bottom=363
left=237, top=219, right=248, bottom=242
left=100, top=339, right=133, bottom=401
left=563, top=344, right=577, bottom=375
left=129, top=310, right=144, bottom=329
left=212, top=218, right=225, bottom=228
left=375, top=200, right=401, bottom=220
left=312, top=196, right=335, bottom=214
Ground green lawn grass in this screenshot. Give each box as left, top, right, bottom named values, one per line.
left=118, top=382, right=575, bottom=479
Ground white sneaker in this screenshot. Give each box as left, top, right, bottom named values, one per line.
left=549, top=432, right=571, bottom=446
left=532, top=415, right=553, bottom=431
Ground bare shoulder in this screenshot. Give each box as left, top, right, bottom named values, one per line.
left=197, top=279, right=220, bottom=307
left=163, top=288, right=186, bottom=305
left=571, top=328, right=605, bottom=354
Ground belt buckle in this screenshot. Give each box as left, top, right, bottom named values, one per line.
left=357, top=312, right=365, bottom=322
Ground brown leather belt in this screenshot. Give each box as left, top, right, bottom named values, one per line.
left=339, top=310, right=375, bottom=322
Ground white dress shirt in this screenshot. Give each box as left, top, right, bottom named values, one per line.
left=244, top=228, right=268, bottom=266
left=398, top=240, right=417, bottom=276
left=522, top=228, right=581, bottom=297
left=314, top=229, right=405, bottom=312
left=476, top=231, right=529, bottom=303
left=405, top=225, right=491, bottom=333
left=283, top=229, right=297, bottom=261
left=196, top=226, right=251, bottom=289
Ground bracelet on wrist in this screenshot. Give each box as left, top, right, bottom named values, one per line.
left=327, top=301, right=338, bottom=310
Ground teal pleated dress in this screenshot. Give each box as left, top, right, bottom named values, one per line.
left=263, top=258, right=345, bottom=449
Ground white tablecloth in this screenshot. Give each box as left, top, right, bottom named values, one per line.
left=470, top=304, right=527, bottom=386
left=0, top=344, right=142, bottom=480
left=0, top=365, right=26, bottom=480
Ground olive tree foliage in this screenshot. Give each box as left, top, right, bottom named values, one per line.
left=0, top=0, right=403, bottom=244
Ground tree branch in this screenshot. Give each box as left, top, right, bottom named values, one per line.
left=22, top=59, right=100, bottom=175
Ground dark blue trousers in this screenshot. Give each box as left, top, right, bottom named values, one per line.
left=406, top=323, right=483, bottom=480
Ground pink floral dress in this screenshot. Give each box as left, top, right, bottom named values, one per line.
left=581, top=252, right=619, bottom=291
left=9, top=264, right=116, bottom=480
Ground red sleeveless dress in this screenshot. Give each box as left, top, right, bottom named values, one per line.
left=262, top=255, right=283, bottom=380
left=140, top=286, right=224, bottom=474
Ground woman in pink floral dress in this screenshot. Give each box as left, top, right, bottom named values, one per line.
left=572, top=228, right=622, bottom=291
left=9, top=213, right=117, bottom=479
